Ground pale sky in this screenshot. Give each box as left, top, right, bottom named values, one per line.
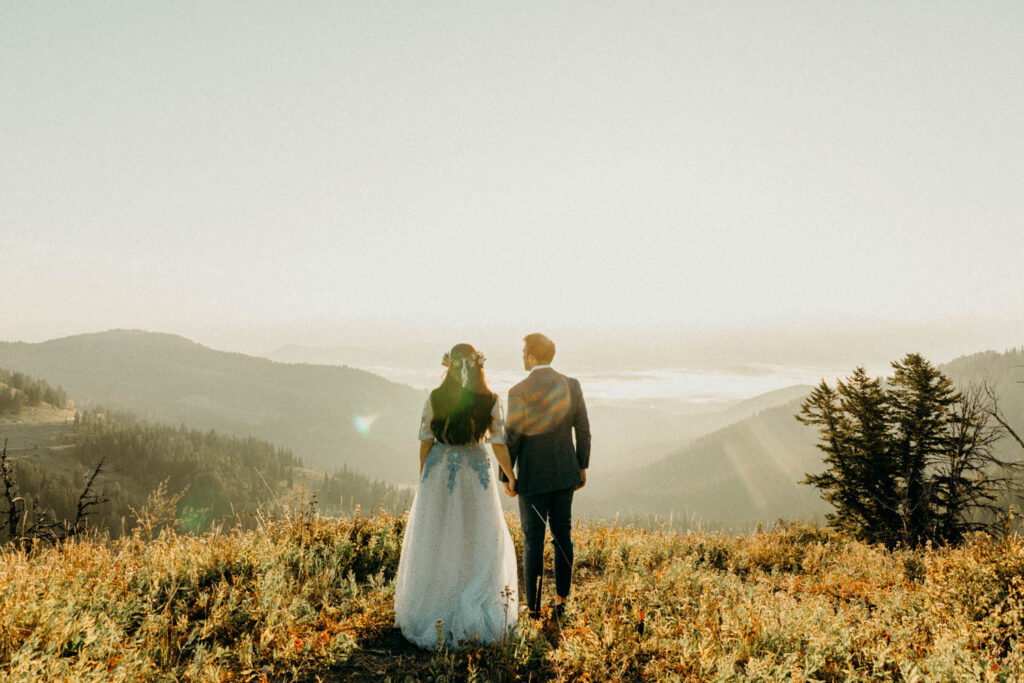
left=2, top=2, right=1023, bottom=356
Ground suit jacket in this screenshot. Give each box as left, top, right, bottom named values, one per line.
left=501, top=367, right=590, bottom=496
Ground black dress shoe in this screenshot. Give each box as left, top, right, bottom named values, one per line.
left=553, top=603, right=566, bottom=618
left=528, top=609, right=542, bottom=620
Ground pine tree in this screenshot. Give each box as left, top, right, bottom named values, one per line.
left=799, top=368, right=900, bottom=545
left=888, top=354, right=958, bottom=546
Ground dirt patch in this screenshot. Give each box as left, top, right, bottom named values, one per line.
left=315, top=627, right=435, bottom=682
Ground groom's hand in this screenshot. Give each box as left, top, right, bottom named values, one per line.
left=575, top=469, right=587, bottom=491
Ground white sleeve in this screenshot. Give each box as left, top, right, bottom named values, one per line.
left=486, top=396, right=507, bottom=445
left=418, top=397, right=435, bottom=440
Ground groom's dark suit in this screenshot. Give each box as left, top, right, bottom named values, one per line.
left=501, top=366, right=590, bottom=613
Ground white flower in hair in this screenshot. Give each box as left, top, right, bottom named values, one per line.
left=463, top=351, right=486, bottom=369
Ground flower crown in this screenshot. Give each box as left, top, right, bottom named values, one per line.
left=441, top=350, right=486, bottom=369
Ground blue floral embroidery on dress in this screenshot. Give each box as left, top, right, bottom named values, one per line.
left=421, top=448, right=441, bottom=483
left=446, top=449, right=491, bottom=492
left=422, top=445, right=491, bottom=492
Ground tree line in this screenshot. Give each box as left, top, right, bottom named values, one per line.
left=0, top=367, right=69, bottom=414
left=315, top=464, right=413, bottom=516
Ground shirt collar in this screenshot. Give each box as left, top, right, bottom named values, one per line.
left=529, top=364, right=552, bottom=374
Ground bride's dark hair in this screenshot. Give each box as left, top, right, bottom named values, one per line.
left=430, top=343, right=497, bottom=445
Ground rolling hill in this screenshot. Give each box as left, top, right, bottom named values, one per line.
left=0, top=330, right=426, bottom=481
left=587, top=384, right=814, bottom=475
left=580, top=397, right=825, bottom=528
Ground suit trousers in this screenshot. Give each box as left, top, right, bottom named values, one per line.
left=517, top=487, right=575, bottom=613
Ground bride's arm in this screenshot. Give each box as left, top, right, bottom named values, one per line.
left=491, top=443, right=516, bottom=489
left=419, top=439, right=434, bottom=476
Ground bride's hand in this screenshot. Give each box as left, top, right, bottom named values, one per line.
left=503, top=478, right=518, bottom=498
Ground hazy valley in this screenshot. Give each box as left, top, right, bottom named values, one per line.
left=2, top=329, right=1022, bottom=531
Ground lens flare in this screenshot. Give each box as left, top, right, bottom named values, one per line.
left=354, top=414, right=379, bottom=435
left=510, top=380, right=571, bottom=436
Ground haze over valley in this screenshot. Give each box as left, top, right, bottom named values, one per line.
left=3, top=328, right=1022, bottom=531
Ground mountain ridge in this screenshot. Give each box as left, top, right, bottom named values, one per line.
left=0, top=329, right=426, bottom=481
left=5, top=331, right=1021, bottom=525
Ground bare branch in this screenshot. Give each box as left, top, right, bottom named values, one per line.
left=982, top=381, right=1024, bottom=451
left=1, top=439, right=109, bottom=546
left=67, top=459, right=108, bottom=537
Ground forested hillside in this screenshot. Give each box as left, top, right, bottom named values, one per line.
left=0, top=368, right=69, bottom=414
left=1, top=380, right=411, bottom=542
left=0, top=330, right=425, bottom=481
left=944, top=348, right=1024, bottom=433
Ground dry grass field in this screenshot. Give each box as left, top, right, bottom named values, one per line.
left=1, top=505, right=1023, bottom=682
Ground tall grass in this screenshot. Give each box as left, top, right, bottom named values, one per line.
left=2, top=507, right=1023, bottom=681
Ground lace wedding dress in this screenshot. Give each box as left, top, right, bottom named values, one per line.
left=393, top=397, right=519, bottom=649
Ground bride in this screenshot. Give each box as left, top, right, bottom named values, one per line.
left=393, top=343, right=520, bottom=649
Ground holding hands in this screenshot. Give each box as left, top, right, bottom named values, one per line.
left=491, top=442, right=517, bottom=498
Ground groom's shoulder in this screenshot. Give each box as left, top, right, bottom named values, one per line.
left=509, top=374, right=533, bottom=395
left=564, top=373, right=583, bottom=395
left=509, top=369, right=552, bottom=396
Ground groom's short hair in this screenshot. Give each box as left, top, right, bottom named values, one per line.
left=523, top=333, right=555, bottom=364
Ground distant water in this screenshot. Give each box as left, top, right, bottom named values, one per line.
left=357, top=364, right=835, bottom=407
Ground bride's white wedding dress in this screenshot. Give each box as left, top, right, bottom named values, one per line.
left=393, top=396, right=519, bottom=649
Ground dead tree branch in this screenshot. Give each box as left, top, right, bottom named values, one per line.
left=1, top=437, right=26, bottom=541
left=983, top=381, right=1024, bottom=451
left=68, top=458, right=108, bottom=537
left=0, top=436, right=108, bottom=546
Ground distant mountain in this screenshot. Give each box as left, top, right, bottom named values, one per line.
left=266, top=343, right=442, bottom=369
left=0, top=330, right=426, bottom=481
left=582, top=347, right=1024, bottom=528
left=588, top=384, right=814, bottom=474
left=942, top=349, right=1024, bottom=428
left=581, top=398, right=825, bottom=528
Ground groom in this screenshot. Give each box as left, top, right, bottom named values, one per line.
left=500, top=333, right=591, bottom=619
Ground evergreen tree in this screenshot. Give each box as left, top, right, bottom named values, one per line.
left=799, top=368, right=900, bottom=545
left=887, top=354, right=958, bottom=546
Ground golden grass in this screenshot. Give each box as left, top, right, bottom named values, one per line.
left=1, top=509, right=1023, bottom=681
